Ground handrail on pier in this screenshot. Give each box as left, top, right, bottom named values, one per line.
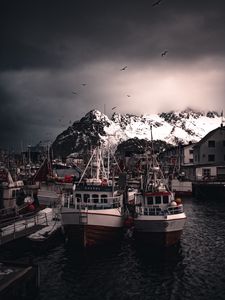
left=0, top=211, right=50, bottom=245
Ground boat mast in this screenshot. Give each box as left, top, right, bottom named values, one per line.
left=150, top=124, right=154, bottom=155
left=107, top=136, right=110, bottom=180
left=96, top=146, right=100, bottom=180
left=150, top=124, right=157, bottom=189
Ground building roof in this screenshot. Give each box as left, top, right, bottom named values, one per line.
left=193, top=126, right=225, bottom=148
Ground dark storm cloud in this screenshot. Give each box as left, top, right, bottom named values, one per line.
left=1, top=0, right=225, bottom=71
left=0, top=0, right=225, bottom=150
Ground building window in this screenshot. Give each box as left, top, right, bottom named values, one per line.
left=208, top=154, right=215, bottom=162
left=223, top=141, right=225, bottom=147
left=202, top=154, right=205, bottom=158
left=203, top=169, right=211, bottom=178
left=189, top=159, right=193, bottom=163
left=208, top=140, right=215, bottom=147
left=189, top=149, right=193, bottom=154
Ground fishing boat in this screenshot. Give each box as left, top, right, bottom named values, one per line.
left=133, top=128, right=186, bottom=247
left=60, top=145, right=125, bottom=247
left=0, top=167, right=38, bottom=221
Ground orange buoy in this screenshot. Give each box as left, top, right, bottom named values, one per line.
left=101, top=178, right=108, bottom=186
left=175, top=198, right=182, bottom=205
left=27, top=204, right=35, bottom=211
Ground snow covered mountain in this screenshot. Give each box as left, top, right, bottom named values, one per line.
left=51, top=108, right=222, bottom=158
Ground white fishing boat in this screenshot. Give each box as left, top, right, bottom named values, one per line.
left=0, top=167, right=35, bottom=220
left=133, top=128, right=186, bottom=247
left=60, top=146, right=125, bottom=247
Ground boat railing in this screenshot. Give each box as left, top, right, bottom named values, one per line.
left=137, top=204, right=184, bottom=216
left=0, top=207, right=17, bottom=218
left=167, top=205, right=184, bottom=215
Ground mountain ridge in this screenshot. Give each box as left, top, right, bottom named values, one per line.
left=51, top=108, right=222, bottom=158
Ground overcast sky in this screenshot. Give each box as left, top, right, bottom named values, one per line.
left=0, top=0, right=225, bottom=150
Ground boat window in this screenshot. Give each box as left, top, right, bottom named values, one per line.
left=12, top=190, right=16, bottom=198
left=163, top=195, right=169, bottom=204
left=69, top=194, right=75, bottom=207
left=92, top=194, right=99, bottom=203
left=101, top=194, right=108, bottom=203
left=15, top=189, right=20, bottom=196
left=147, top=196, right=153, bottom=205
left=75, top=193, right=81, bottom=202
left=155, top=196, right=161, bottom=204
left=84, top=194, right=90, bottom=203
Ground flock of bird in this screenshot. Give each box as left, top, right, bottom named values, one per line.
left=70, top=0, right=168, bottom=115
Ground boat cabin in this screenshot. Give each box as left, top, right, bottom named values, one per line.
left=135, top=191, right=183, bottom=216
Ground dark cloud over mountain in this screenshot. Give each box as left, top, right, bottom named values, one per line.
left=0, top=0, right=225, bottom=150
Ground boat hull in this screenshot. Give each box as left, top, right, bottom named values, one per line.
left=61, top=209, right=124, bottom=247
left=134, top=215, right=186, bottom=247
left=63, top=224, right=123, bottom=247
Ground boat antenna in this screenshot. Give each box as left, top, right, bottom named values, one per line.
left=150, top=124, right=154, bottom=155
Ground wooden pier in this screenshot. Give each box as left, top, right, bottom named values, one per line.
left=0, top=261, right=40, bottom=300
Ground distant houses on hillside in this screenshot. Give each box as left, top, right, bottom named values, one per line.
left=160, top=124, right=225, bottom=182
left=193, top=125, right=225, bottom=181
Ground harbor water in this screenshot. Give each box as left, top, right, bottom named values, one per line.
left=1, top=197, right=225, bottom=300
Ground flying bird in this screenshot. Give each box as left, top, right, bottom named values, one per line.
left=152, top=0, right=162, bottom=7
left=72, top=91, right=77, bottom=94
left=127, top=94, right=131, bottom=97
left=120, top=66, right=127, bottom=71
left=161, top=50, right=168, bottom=57
left=112, top=106, right=117, bottom=110
left=81, top=83, right=87, bottom=86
